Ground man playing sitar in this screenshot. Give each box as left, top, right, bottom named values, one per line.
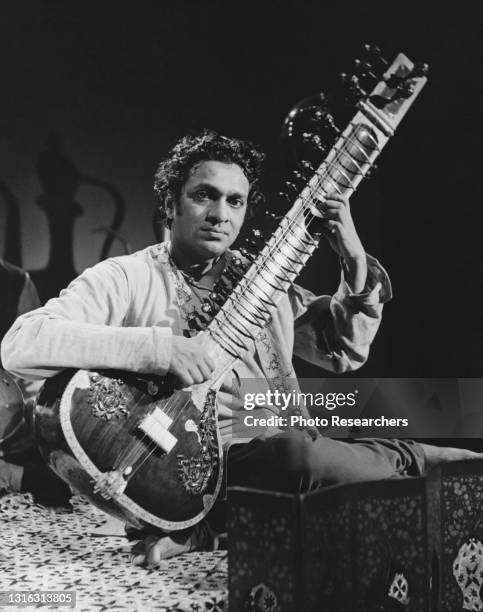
left=2, top=130, right=481, bottom=565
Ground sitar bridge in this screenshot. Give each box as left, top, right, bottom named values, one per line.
left=137, top=407, right=178, bottom=453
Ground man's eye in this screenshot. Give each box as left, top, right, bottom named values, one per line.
left=193, top=190, right=209, bottom=201
left=230, top=198, right=245, bottom=208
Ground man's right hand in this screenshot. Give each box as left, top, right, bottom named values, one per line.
left=169, top=334, right=215, bottom=387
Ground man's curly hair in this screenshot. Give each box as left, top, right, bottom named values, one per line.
left=154, top=129, right=265, bottom=227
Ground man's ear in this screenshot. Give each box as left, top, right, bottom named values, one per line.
left=165, top=196, right=175, bottom=221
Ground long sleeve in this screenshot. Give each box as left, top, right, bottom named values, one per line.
left=291, top=254, right=391, bottom=372
left=1, top=258, right=173, bottom=380
left=12, top=272, right=42, bottom=402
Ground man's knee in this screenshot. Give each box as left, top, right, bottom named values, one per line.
left=272, top=432, right=318, bottom=480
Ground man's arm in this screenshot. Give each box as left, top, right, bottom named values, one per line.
left=12, top=270, right=43, bottom=402
left=321, top=193, right=367, bottom=293
left=1, top=258, right=172, bottom=380
left=291, top=254, right=391, bottom=372
left=291, top=194, right=391, bottom=372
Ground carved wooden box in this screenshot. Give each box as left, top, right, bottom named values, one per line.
left=428, top=459, right=483, bottom=611
left=228, top=477, right=429, bottom=611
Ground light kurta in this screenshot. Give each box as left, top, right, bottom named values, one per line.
left=1, top=243, right=391, bottom=445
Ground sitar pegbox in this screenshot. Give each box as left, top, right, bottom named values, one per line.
left=281, top=44, right=428, bottom=175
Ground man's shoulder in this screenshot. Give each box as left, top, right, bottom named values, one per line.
left=78, top=244, right=171, bottom=295
left=131, top=242, right=171, bottom=264
left=100, top=243, right=170, bottom=276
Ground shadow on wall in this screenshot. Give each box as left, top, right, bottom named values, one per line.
left=1, top=134, right=129, bottom=303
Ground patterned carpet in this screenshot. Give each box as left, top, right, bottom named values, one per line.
left=0, top=494, right=227, bottom=611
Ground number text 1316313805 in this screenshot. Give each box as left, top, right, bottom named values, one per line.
left=0, top=591, right=76, bottom=608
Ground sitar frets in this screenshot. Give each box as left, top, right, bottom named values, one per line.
left=208, top=121, right=381, bottom=358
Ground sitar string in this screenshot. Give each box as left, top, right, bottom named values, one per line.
left=108, top=124, right=379, bottom=480
left=209, top=125, right=379, bottom=349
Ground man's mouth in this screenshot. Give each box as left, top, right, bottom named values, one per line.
left=200, top=228, right=228, bottom=237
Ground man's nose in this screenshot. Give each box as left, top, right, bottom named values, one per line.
left=207, top=198, right=229, bottom=223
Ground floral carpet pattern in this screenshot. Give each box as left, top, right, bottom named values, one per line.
left=0, top=494, right=227, bottom=611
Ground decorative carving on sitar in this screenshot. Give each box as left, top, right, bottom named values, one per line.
left=177, top=389, right=218, bottom=495
left=87, top=373, right=128, bottom=421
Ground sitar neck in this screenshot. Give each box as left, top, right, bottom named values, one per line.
left=207, top=52, right=427, bottom=359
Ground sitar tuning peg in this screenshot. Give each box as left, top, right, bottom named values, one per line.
left=293, top=165, right=312, bottom=181
left=363, top=44, right=388, bottom=68
left=308, top=108, right=325, bottom=124
left=323, top=113, right=341, bottom=134
left=341, top=72, right=368, bottom=103
left=284, top=180, right=298, bottom=195
left=264, top=210, right=279, bottom=220
left=353, top=59, right=376, bottom=80
left=364, top=163, right=378, bottom=179
left=201, top=299, right=214, bottom=314
left=278, top=191, right=291, bottom=204
left=239, top=247, right=257, bottom=262
left=242, top=228, right=265, bottom=255
left=300, top=159, right=315, bottom=173
left=301, top=132, right=327, bottom=153
left=279, top=180, right=298, bottom=204
left=304, top=113, right=340, bottom=140
left=291, top=170, right=306, bottom=186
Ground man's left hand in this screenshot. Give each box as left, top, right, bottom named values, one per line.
left=321, top=194, right=363, bottom=259
left=321, top=194, right=368, bottom=293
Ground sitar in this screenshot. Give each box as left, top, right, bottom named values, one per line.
left=34, top=49, right=428, bottom=531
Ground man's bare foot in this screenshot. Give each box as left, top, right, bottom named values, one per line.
left=131, top=532, right=194, bottom=567
left=130, top=522, right=214, bottom=567
left=420, top=443, right=483, bottom=471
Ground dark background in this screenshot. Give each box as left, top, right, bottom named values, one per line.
left=1, top=0, right=481, bottom=377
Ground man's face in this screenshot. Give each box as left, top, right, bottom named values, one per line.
left=169, top=160, right=249, bottom=264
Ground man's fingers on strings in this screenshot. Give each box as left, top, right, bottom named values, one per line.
left=317, top=196, right=348, bottom=218
left=322, top=209, right=344, bottom=223
left=324, top=195, right=349, bottom=210
left=326, top=192, right=349, bottom=203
